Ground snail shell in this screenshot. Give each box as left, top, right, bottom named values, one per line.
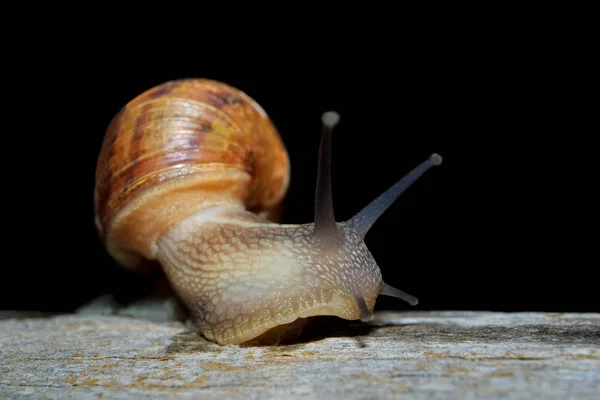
left=94, top=78, right=442, bottom=345
left=94, top=79, right=289, bottom=270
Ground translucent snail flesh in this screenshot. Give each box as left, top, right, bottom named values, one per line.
left=94, top=78, right=442, bottom=345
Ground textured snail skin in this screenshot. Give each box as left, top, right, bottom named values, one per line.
left=95, top=78, right=440, bottom=345
left=157, top=208, right=382, bottom=344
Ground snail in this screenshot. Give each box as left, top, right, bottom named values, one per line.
left=93, top=78, right=442, bottom=345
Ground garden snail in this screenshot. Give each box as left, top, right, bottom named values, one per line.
left=94, top=78, right=442, bottom=345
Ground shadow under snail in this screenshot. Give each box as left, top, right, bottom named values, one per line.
left=93, top=78, right=442, bottom=345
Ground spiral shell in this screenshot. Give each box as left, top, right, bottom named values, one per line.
left=94, top=79, right=290, bottom=270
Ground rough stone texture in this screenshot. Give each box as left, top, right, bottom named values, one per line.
left=1, top=311, right=598, bottom=399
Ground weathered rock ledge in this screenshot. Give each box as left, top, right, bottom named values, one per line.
left=1, top=311, right=598, bottom=399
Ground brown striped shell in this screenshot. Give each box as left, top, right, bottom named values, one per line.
left=94, top=79, right=290, bottom=270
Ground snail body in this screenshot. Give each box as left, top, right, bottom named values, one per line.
left=94, top=78, right=442, bottom=345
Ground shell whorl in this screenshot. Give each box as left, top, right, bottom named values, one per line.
left=94, top=79, right=290, bottom=269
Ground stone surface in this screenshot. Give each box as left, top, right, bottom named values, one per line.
left=1, top=311, right=598, bottom=399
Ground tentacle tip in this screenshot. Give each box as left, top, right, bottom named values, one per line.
left=380, top=282, right=419, bottom=306
left=430, top=153, right=443, bottom=166
left=322, top=111, right=340, bottom=128
left=360, top=314, right=373, bottom=323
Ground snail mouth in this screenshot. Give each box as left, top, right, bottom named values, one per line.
left=198, top=293, right=372, bottom=346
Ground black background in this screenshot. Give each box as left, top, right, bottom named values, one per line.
left=2, top=21, right=595, bottom=316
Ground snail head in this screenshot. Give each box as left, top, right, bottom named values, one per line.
left=305, top=111, right=442, bottom=321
